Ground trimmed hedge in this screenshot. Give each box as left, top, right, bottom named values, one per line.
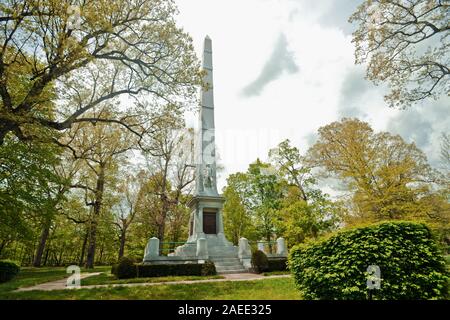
left=111, top=263, right=118, bottom=276
left=0, top=260, right=20, bottom=283
left=289, top=221, right=449, bottom=300
left=251, top=250, right=269, bottom=273
left=112, top=258, right=217, bottom=279
left=201, top=261, right=217, bottom=276
left=116, top=257, right=137, bottom=279
left=137, top=261, right=216, bottom=278
left=268, top=258, right=288, bottom=272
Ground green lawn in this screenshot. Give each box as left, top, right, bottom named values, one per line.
left=81, top=271, right=224, bottom=286
left=0, top=266, right=300, bottom=300
left=262, top=270, right=290, bottom=276
left=0, top=277, right=299, bottom=300
left=0, top=266, right=110, bottom=295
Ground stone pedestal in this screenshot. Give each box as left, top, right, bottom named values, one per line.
left=276, top=237, right=287, bottom=256
left=196, top=238, right=208, bottom=259
left=238, top=237, right=252, bottom=269
left=143, top=237, right=159, bottom=260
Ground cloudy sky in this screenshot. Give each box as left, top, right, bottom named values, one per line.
left=175, top=0, right=449, bottom=191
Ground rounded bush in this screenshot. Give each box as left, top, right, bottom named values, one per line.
left=0, top=260, right=20, bottom=283
left=289, top=221, right=449, bottom=300
left=251, top=250, right=269, bottom=273
left=116, top=257, right=137, bottom=279
left=201, top=261, right=217, bottom=276
left=111, top=263, right=118, bottom=276
left=268, top=258, right=288, bottom=272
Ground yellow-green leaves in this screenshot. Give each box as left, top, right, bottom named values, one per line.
left=349, top=0, right=449, bottom=108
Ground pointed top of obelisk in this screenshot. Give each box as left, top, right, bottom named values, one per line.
left=203, top=35, right=212, bottom=52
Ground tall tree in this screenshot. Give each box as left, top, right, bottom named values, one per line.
left=112, top=172, right=138, bottom=259
left=269, top=140, right=342, bottom=245
left=222, top=185, right=252, bottom=245
left=269, top=139, right=314, bottom=202
left=274, top=187, right=342, bottom=246
left=0, top=0, right=201, bottom=144
left=350, top=0, right=449, bottom=108
left=67, top=112, right=133, bottom=268
left=226, top=159, right=284, bottom=244
left=307, top=118, right=437, bottom=221
left=141, top=109, right=194, bottom=248
left=0, top=134, right=63, bottom=256
left=32, top=155, right=80, bottom=267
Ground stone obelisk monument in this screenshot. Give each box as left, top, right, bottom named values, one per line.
left=144, top=37, right=246, bottom=272
left=187, top=35, right=229, bottom=245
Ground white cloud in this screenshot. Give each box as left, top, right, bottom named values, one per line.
left=175, top=0, right=448, bottom=191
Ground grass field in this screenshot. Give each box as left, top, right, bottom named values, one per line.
left=1, top=256, right=447, bottom=300
left=0, top=266, right=110, bottom=295
left=81, top=271, right=224, bottom=286
left=0, top=266, right=299, bottom=300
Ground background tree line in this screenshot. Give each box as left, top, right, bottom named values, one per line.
left=0, top=0, right=448, bottom=267
left=222, top=119, right=449, bottom=251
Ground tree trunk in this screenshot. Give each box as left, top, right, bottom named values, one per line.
left=157, top=223, right=165, bottom=254
left=99, top=245, right=104, bottom=264
left=85, top=164, right=105, bottom=269
left=266, top=233, right=272, bottom=254
left=118, top=230, right=126, bottom=259
left=33, top=220, right=51, bottom=267
left=43, top=248, right=50, bottom=266
left=79, top=228, right=89, bottom=266
left=85, top=220, right=98, bottom=269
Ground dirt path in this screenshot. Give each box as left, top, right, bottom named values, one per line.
left=15, top=273, right=290, bottom=292
left=16, top=272, right=102, bottom=292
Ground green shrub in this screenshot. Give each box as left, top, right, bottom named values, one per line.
left=268, top=258, right=288, bottom=272
left=111, top=263, right=118, bottom=276
left=201, top=261, right=217, bottom=276
left=137, top=262, right=216, bottom=277
left=0, top=260, right=20, bottom=283
left=289, top=221, right=449, bottom=300
left=116, top=257, right=137, bottom=279
left=251, top=250, right=269, bottom=273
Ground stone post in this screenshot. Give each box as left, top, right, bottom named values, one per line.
left=276, top=237, right=287, bottom=256
left=238, top=237, right=252, bottom=270
left=238, top=238, right=251, bottom=258
left=257, top=240, right=265, bottom=253
left=196, top=237, right=208, bottom=259
left=144, top=237, right=159, bottom=261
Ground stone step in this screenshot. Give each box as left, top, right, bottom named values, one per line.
left=210, top=250, right=238, bottom=254
left=212, top=258, right=241, bottom=262
left=209, top=253, right=239, bottom=258
left=215, top=265, right=245, bottom=271
left=214, top=261, right=242, bottom=267
left=216, top=268, right=247, bottom=274
left=212, top=258, right=241, bottom=263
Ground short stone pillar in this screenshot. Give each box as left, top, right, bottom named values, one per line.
left=257, top=240, right=265, bottom=253
left=238, top=238, right=251, bottom=258
left=144, top=237, right=159, bottom=260
left=238, top=237, right=252, bottom=270
left=276, top=237, right=287, bottom=256
left=196, top=238, right=208, bottom=259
